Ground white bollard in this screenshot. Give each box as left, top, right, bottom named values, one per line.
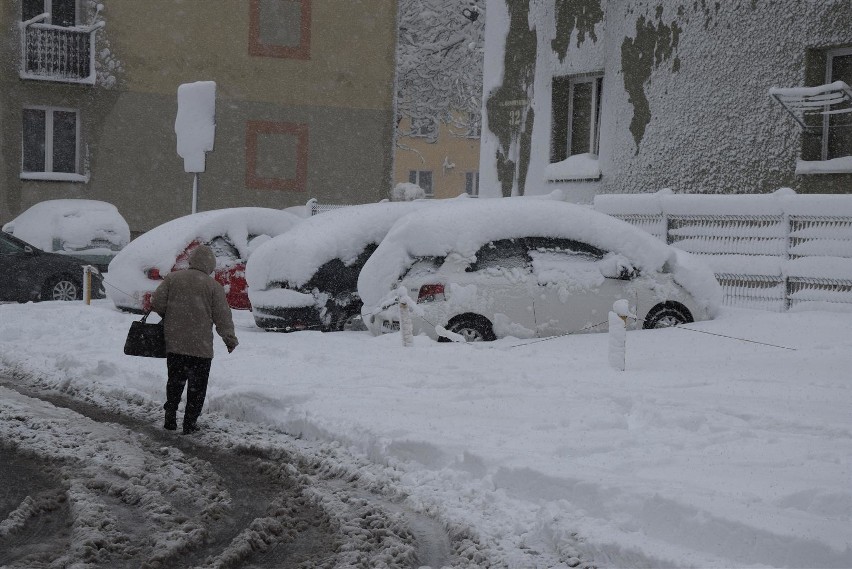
left=398, top=286, right=414, bottom=347
left=608, top=299, right=633, bottom=371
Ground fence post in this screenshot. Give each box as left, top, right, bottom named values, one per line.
left=398, top=286, right=414, bottom=347
left=82, top=266, right=93, bottom=305
left=608, top=300, right=632, bottom=371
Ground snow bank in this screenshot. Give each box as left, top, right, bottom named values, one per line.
left=0, top=301, right=850, bottom=568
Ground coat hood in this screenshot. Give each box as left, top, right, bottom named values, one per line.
left=188, top=244, right=217, bottom=275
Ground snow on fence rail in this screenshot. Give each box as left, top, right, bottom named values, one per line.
left=594, top=190, right=852, bottom=312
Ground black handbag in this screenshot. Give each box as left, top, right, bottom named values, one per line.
left=124, top=311, right=166, bottom=358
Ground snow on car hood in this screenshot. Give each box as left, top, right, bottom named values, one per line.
left=2, top=199, right=130, bottom=251
left=358, top=198, right=722, bottom=316
left=105, top=208, right=300, bottom=307
left=246, top=201, right=448, bottom=293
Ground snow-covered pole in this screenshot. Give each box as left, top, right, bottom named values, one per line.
left=398, top=286, right=414, bottom=347
left=608, top=299, right=633, bottom=371
left=175, top=81, right=216, bottom=214
left=82, top=265, right=94, bottom=305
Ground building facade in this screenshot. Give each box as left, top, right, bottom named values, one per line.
left=1, top=0, right=397, bottom=234
left=394, top=117, right=481, bottom=199
left=480, top=0, right=852, bottom=201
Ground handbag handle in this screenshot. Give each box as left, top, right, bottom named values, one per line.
left=140, top=310, right=163, bottom=323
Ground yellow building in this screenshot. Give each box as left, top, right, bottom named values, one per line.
left=394, top=117, right=481, bottom=199
left=1, top=0, right=397, bottom=234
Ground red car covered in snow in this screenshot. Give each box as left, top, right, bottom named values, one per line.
left=105, top=208, right=301, bottom=313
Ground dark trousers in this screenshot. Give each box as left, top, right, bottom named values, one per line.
left=165, top=353, right=212, bottom=427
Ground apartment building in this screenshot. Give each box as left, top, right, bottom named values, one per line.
left=0, top=0, right=397, bottom=234
left=480, top=0, right=852, bottom=201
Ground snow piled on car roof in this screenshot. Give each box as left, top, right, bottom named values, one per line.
left=105, top=208, right=300, bottom=307
left=246, top=201, right=444, bottom=291
left=358, top=198, right=723, bottom=315
left=2, top=199, right=130, bottom=251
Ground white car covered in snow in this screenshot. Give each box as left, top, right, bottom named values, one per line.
left=359, top=198, right=722, bottom=341
left=106, top=208, right=301, bottom=313
left=247, top=200, right=444, bottom=332
left=2, top=199, right=130, bottom=272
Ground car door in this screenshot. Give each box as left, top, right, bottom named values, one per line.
left=460, top=239, right=538, bottom=339
left=528, top=238, right=630, bottom=336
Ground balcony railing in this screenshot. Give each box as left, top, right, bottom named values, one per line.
left=19, top=13, right=104, bottom=85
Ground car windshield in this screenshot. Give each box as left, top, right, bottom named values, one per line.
left=0, top=232, right=34, bottom=254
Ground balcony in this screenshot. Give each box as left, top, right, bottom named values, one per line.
left=19, top=13, right=104, bottom=85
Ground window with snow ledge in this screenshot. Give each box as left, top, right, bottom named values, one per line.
left=249, top=0, right=311, bottom=60
left=408, top=170, right=433, bottom=197
left=551, top=73, right=603, bottom=167
left=545, top=153, right=601, bottom=182
left=245, top=121, right=309, bottom=192
left=21, top=106, right=85, bottom=182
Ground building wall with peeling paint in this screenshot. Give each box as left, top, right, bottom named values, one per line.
left=480, top=0, right=852, bottom=200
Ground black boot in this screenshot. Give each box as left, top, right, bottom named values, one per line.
left=164, top=413, right=177, bottom=431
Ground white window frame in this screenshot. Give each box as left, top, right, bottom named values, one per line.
left=21, top=105, right=85, bottom=181
left=565, top=74, right=602, bottom=158
left=408, top=170, right=434, bottom=198
left=822, top=47, right=852, bottom=161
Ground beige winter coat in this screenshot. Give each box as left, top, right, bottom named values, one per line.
left=152, top=245, right=238, bottom=359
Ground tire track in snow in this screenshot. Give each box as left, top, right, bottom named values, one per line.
left=0, top=378, right=464, bottom=568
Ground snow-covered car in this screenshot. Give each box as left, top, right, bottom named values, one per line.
left=247, top=201, right=443, bottom=332
left=0, top=230, right=106, bottom=302
left=106, top=208, right=301, bottom=313
left=2, top=199, right=130, bottom=272
left=359, top=198, right=722, bottom=341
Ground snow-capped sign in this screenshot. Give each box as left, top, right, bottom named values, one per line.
left=175, top=81, right=216, bottom=173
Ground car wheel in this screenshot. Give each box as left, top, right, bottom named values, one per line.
left=441, top=315, right=496, bottom=342
left=43, top=276, right=80, bottom=301
left=643, top=303, right=692, bottom=329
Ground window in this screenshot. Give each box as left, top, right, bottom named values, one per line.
left=465, top=172, right=479, bottom=197
left=410, top=117, right=437, bottom=139
left=22, top=107, right=79, bottom=176
left=249, top=0, right=311, bottom=60
left=408, top=170, right=433, bottom=197
left=551, top=74, right=603, bottom=163
left=824, top=48, right=852, bottom=160
left=469, top=239, right=530, bottom=272
left=22, top=0, right=77, bottom=26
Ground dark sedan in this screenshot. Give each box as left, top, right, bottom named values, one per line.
left=0, top=231, right=105, bottom=302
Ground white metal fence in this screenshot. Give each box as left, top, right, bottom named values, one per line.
left=594, top=192, right=852, bottom=311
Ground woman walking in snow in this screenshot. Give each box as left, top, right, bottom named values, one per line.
left=152, top=244, right=238, bottom=434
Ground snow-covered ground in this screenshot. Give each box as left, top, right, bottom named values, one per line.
left=0, top=300, right=849, bottom=568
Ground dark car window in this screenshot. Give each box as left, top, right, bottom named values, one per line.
left=524, top=237, right=606, bottom=259
left=403, top=256, right=445, bottom=279
left=207, top=236, right=241, bottom=266
left=0, top=233, right=29, bottom=254
left=468, top=239, right=530, bottom=272
left=303, top=243, right=379, bottom=296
